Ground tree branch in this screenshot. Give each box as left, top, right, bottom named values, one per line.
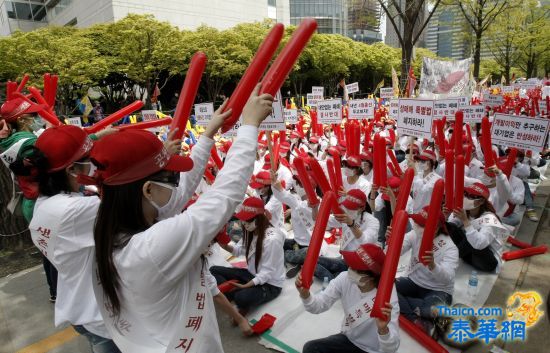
left=413, top=0, right=442, bottom=45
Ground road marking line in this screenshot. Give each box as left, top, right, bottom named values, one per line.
left=16, top=326, right=79, bottom=353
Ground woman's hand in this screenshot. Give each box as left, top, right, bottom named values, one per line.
left=163, top=128, right=182, bottom=155
left=242, top=84, right=274, bottom=128
left=334, top=213, right=353, bottom=226
left=421, top=250, right=436, bottom=271
left=231, top=280, right=254, bottom=289
left=375, top=302, right=393, bottom=335
left=453, top=207, right=470, bottom=227
left=204, top=99, right=232, bottom=139
left=295, top=273, right=311, bottom=299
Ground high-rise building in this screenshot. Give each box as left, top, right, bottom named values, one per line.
left=347, top=0, right=382, bottom=43
left=289, top=0, right=382, bottom=42
left=289, top=0, right=347, bottom=35
left=0, top=0, right=290, bottom=36
left=384, top=0, right=426, bottom=48
left=425, top=5, right=468, bottom=60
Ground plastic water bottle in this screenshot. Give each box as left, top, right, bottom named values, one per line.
left=322, top=277, right=329, bottom=290
left=467, top=270, right=478, bottom=303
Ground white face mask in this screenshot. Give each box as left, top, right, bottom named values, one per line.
left=415, top=163, right=424, bottom=174
left=147, top=181, right=178, bottom=221
left=347, top=209, right=360, bottom=220
left=373, top=127, right=381, bottom=133
left=347, top=269, right=369, bottom=286
left=344, top=168, right=355, bottom=177
left=463, top=197, right=481, bottom=211
left=243, top=220, right=257, bottom=232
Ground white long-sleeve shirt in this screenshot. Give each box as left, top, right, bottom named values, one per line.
left=31, top=194, right=109, bottom=338
left=343, top=175, right=371, bottom=196
left=302, top=272, right=400, bottom=353
left=328, top=211, right=379, bottom=250
left=450, top=211, right=508, bottom=270
left=489, top=173, right=512, bottom=217
left=272, top=187, right=314, bottom=246
left=107, top=125, right=258, bottom=351
left=400, top=230, right=459, bottom=295
left=412, top=171, right=443, bottom=213
left=232, top=227, right=286, bottom=288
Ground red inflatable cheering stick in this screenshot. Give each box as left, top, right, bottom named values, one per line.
left=502, top=245, right=548, bottom=261
left=293, top=157, right=319, bottom=206
left=170, top=52, right=207, bottom=140
left=481, top=117, right=495, bottom=167
left=301, top=191, right=337, bottom=289
left=221, top=24, right=284, bottom=133
left=85, top=100, right=144, bottom=134
left=260, top=19, right=317, bottom=97
left=454, top=155, right=465, bottom=209
left=444, top=149, right=454, bottom=211
left=419, top=179, right=444, bottom=265
left=309, top=157, right=332, bottom=195
left=371, top=210, right=408, bottom=320
left=117, top=118, right=172, bottom=131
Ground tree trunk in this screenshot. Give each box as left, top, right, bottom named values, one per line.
left=473, top=31, right=482, bottom=80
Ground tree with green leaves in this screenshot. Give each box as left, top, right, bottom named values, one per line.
left=377, top=0, right=443, bottom=86
left=455, top=0, right=516, bottom=80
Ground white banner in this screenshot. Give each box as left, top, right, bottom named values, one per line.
left=260, top=91, right=285, bottom=131
left=194, top=102, right=214, bottom=127
left=317, top=98, right=342, bottom=124
left=67, top=117, right=82, bottom=127
left=491, top=113, right=550, bottom=152
left=284, top=108, right=298, bottom=124
left=141, top=110, right=159, bottom=132
left=457, top=96, right=469, bottom=106
left=419, top=57, right=472, bottom=99
left=380, top=87, right=394, bottom=99
left=348, top=99, right=375, bottom=120
left=461, top=105, right=486, bottom=123
left=501, top=86, right=514, bottom=94
left=397, top=99, right=434, bottom=139
left=433, top=98, right=460, bottom=119
left=345, top=82, right=359, bottom=94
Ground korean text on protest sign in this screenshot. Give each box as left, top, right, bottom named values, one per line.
left=491, top=113, right=550, bottom=153
left=194, top=103, right=214, bottom=127
left=317, top=98, right=342, bottom=124
left=348, top=99, right=375, bottom=120
left=397, top=98, right=434, bottom=139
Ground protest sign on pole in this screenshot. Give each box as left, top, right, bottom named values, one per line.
left=260, top=90, right=285, bottom=131
left=433, top=98, right=460, bottom=119
left=461, top=105, right=486, bottom=123
left=194, top=102, right=214, bottom=127
left=141, top=110, right=159, bottom=132
left=491, top=113, right=550, bottom=152
left=312, top=86, right=324, bottom=96
left=348, top=99, right=375, bottom=120
left=284, top=108, right=298, bottom=124
left=501, top=86, right=514, bottom=94
left=380, top=87, right=394, bottom=99
left=484, top=94, right=504, bottom=107
left=317, top=98, right=342, bottom=124
left=389, top=99, right=399, bottom=118
left=397, top=99, right=434, bottom=139
left=345, top=82, right=359, bottom=94
left=457, top=96, right=469, bottom=106
left=67, top=117, right=82, bottom=127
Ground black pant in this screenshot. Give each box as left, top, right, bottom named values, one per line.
left=447, top=222, right=498, bottom=272
left=209, top=266, right=282, bottom=310
left=303, top=333, right=366, bottom=353
left=43, top=256, right=57, bottom=297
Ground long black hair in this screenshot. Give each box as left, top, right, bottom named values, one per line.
left=10, top=146, right=72, bottom=196
left=93, top=176, right=151, bottom=315
left=242, top=214, right=270, bottom=272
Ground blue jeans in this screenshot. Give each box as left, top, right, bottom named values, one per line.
left=314, top=257, right=348, bottom=282
left=395, top=277, right=452, bottom=322
left=72, top=325, right=120, bottom=353
left=303, top=333, right=366, bottom=353
left=209, top=266, right=282, bottom=310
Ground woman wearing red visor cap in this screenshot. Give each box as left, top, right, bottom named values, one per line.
left=447, top=182, right=509, bottom=272
left=91, top=87, right=273, bottom=353
left=296, top=244, right=399, bottom=353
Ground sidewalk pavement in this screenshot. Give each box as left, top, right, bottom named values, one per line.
left=464, top=177, right=550, bottom=353
left=0, top=268, right=271, bottom=353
